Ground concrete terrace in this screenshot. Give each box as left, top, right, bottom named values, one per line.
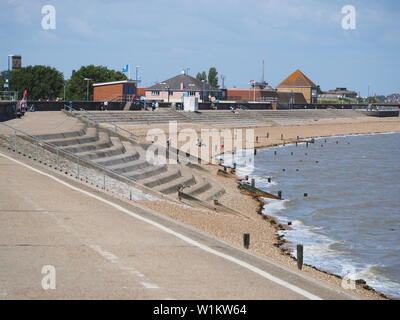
left=77, top=108, right=367, bottom=127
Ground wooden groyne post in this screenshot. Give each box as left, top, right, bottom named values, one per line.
left=243, top=233, right=250, bottom=249
left=297, top=244, right=304, bottom=270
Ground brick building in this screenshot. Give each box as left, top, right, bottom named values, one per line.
left=277, top=69, right=318, bottom=104
left=93, top=80, right=138, bottom=102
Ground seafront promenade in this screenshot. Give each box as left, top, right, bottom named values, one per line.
left=1, top=110, right=399, bottom=300
left=0, top=151, right=359, bottom=300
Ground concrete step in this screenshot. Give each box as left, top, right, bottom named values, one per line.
left=62, top=131, right=111, bottom=154
left=126, top=164, right=168, bottom=180
left=34, top=126, right=87, bottom=141
left=142, top=166, right=182, bottom=188
left=95, top=141, right=141, bottom=167
left=47, top=127, right=98, bottom=147
left=77, top=137, right=125, bottom=160
left=155, top=173, right=196, bottom=194
left=184, top=179, right=212, bottom=197
left=199, top=185, right=226, bottom=202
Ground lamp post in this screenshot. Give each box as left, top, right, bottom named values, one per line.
left=6, top=54, right=13, bottom=92
left=135, top=66, right=142, bottom=82
left=84, top=78, right=92, bottom=101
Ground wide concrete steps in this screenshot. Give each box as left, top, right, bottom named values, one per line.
left=62, top=131, right=112, bottom=154
left=77, top=137, right=125, bottom=160
left=184, top=176, right=212, bottom=197
left=94, top=141, right=141, bottom=167
left=141, top=166, right=182, bottom=188
left=46, top=127, right=98, bottom=147
left=198, top=184, right=226, bottom=202
left=155, top=173, right=196, bottom=195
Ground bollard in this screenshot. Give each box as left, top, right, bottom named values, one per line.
left=336, top=141, right=339, bottom=144
left=297, top=244, right=304, bottom=270
left=243, top=233, right=250, bottom=249
left=296, top=142, right=298, bottom=147
left=224, top=166, right=227, bottom=172
left=306, top=142, right=309, bottom=148
left=267, top=177, right=271, bottom=183
left=291, top=152, right=293, bottom=156
left=274, top=150, right=277, bottom=155
left=304, top=193, right=308, bottom=197
left=251, top=178, right=255, bottom=187
left=245, top=175, right=249, bottom=181
left=254, top=148, right=257, bottom=155
left=278, top=191, right=282, bottom=199
left=233, top=163, right=237, bottom=170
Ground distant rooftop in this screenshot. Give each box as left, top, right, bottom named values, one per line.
left=147, top=74, right=218, bottom=91
left=277, top=69, right=317, bottom=88
left=93, top=80, right=138, bottom=87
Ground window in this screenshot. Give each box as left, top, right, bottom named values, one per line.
left=168, top=91, right=173, bottom=96
left=188, top=91, right=196, bottom=96
left=151, top=91, right=160, bottom=96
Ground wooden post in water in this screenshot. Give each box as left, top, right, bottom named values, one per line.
left=251, top=178, right=255, bottom=187
left=297, top=244, right=304, bottom=270
left=278, top=191, right=282, bottom=199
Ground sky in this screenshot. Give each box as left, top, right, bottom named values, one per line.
left=1, top=0, right=399, bottom=97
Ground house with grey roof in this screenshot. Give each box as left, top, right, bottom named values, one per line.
left=145, top=72, right=222, bottom=103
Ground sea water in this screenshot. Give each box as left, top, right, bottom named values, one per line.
left=221, top=132, right=400, bottom=298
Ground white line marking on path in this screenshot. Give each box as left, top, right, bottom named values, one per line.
left=140, top=282, right=160, bottom=289
left=0, top=151, right=322, bottom=300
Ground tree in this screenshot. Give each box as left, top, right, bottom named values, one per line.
left=196, top=71, right=207, bottom=81
left=208, top=67, right=219, bottom=88
left=65, top=65, right=127, bottom=101
left=0, top=66, right=64, bottom=100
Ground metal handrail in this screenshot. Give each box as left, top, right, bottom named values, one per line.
left=0, top=121, right=175, bottom=201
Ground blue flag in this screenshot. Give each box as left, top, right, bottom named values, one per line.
left=122, top=64, right=129, bottom=73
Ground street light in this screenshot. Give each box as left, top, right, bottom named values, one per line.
left=135, top=66, right=142, bottom=82
left=84, top=78, right=92, bottom=101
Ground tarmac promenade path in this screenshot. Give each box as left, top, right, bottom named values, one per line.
left=0, top=151, right=359, bottom=300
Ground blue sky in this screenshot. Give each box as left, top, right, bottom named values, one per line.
left=1, top=0, right=399, bottom=96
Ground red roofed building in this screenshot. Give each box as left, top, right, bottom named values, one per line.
left=277, top=69, right=318, bottom=103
